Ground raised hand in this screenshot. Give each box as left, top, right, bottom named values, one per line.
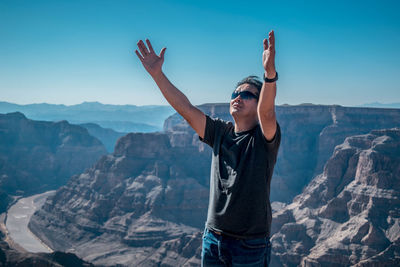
left=263, top=30, right=276, bottom=79
left=135, top=39, right=166, bottom=77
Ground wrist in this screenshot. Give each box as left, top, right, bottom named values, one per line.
left=263, top=71, right=278, bottom=83
left=150, top=69, right=164, bottom=80
left=264, top=70, right=276, bottom=79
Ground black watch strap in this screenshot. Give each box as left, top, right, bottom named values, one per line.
left=263, top=72, right=278, bottom=83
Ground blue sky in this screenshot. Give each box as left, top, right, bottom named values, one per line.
left=0, top=0, right=399, bottom=106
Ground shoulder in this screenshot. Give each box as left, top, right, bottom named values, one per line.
left=199, top=115, right=233, bottom=147
left=205, top=115, right=233, bottom=131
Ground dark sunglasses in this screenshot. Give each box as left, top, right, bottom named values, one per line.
left=231, top=90, right=259, bottom=100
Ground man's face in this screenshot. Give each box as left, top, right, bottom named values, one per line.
left=229, top=83, right=259, bottom=120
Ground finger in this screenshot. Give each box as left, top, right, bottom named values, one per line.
left=137, top=40, right=146, bottom=55
left=269, top=30, right=275, bottom=48
left=137, top=40, right=149, bottom=56
left=139, top=40, right=150, bottom=55
left=263, top=38, right=268, bottom=50
left=146, top=39, right=155, bottom=54
left=159, top=47, right=166, bottom=59
left=135, top=50, right=144, bottom=62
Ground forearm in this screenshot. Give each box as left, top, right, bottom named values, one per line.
left=135, top=39, right=203, bottom=130
left=151, top=71, right=193, bottom=116
left=257, top=81, right=277, bottom=141
left=257, top=81, right=276, bottom=116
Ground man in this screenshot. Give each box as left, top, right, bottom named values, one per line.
left=135, top=30, right=280, bottom=267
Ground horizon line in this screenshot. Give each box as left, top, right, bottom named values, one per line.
left=1, top=100, right=400, bottom=109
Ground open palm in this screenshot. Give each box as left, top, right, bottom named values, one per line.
left=135, top=39, right=166, bottom=77
left=263, top=30, right=276, bottom=78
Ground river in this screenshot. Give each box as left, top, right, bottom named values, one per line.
left=6, top=190, right=56, bottom=253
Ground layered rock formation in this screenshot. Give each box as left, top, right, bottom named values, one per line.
left=0, top=112, right=107, bottom=213
left=29, top=132, right=210, bottom=266
left=270, top=128, right=400, bottom=266
left=165, top=104, right=400, bottom=203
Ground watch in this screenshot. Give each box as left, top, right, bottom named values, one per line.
left=263, top=72, right=278, bottom=83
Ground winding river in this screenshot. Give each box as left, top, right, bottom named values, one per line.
left=6, top=190, right=56, bottom=253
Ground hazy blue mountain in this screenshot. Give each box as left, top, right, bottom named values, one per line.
left=358, top=102, right=400, bottom=108
left=84, top=120, right=159, bottom=133
left=0, top=101, right=174, bottom=132
left=79, top=123, right=127, bottom=153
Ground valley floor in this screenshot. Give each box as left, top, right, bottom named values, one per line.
left=5, top=191, right=55, bottom=253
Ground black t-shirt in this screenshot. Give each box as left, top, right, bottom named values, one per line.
left=199, top=115, right=281, bottom=239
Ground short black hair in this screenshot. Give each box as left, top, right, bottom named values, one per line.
left=235, top=75, right=262, bottom=93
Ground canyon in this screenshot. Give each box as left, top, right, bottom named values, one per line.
left=27, top=104, right=400, bottom=266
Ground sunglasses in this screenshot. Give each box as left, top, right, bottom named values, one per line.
left=231, top=90, right=259, bottom=100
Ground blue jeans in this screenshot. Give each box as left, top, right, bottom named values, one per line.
left=201, top=227, right=271, bottom=266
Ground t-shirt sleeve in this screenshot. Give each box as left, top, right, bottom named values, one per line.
left=198, top=115, right=229, bottom=148
left=261, top=121, right=281, bottom=162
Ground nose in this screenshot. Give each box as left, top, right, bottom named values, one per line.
left=233, top=95, right=242, bottom=102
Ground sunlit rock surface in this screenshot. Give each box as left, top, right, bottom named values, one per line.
left=29, top=131, right=209, bottom=266
left=270, top=128, right=400, bottom=266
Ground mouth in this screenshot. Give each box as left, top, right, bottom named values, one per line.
left=232, top=102, right=241, bottom=108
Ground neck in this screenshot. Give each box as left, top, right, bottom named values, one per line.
left=234, top=117, right=259, bottom=133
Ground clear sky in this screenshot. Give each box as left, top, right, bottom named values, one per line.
left=0, top=0, right=399, bottom=107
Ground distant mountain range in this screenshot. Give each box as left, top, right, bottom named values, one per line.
left=357, top=102, right=400, bottom=108
left=78, top=122, right=126, bottom=153
left=0, top=101, right=175, bottom=133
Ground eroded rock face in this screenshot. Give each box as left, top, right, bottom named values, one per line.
left=29, top=131, right=210, bottom=266
left=0, top=112, right=107, bottom=212
left=270, top=128, right=400, bottom=266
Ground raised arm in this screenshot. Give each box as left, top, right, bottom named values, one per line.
left=135, top=39, right=206, bottom=139
left=257, top=30, right=278, bottom=141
